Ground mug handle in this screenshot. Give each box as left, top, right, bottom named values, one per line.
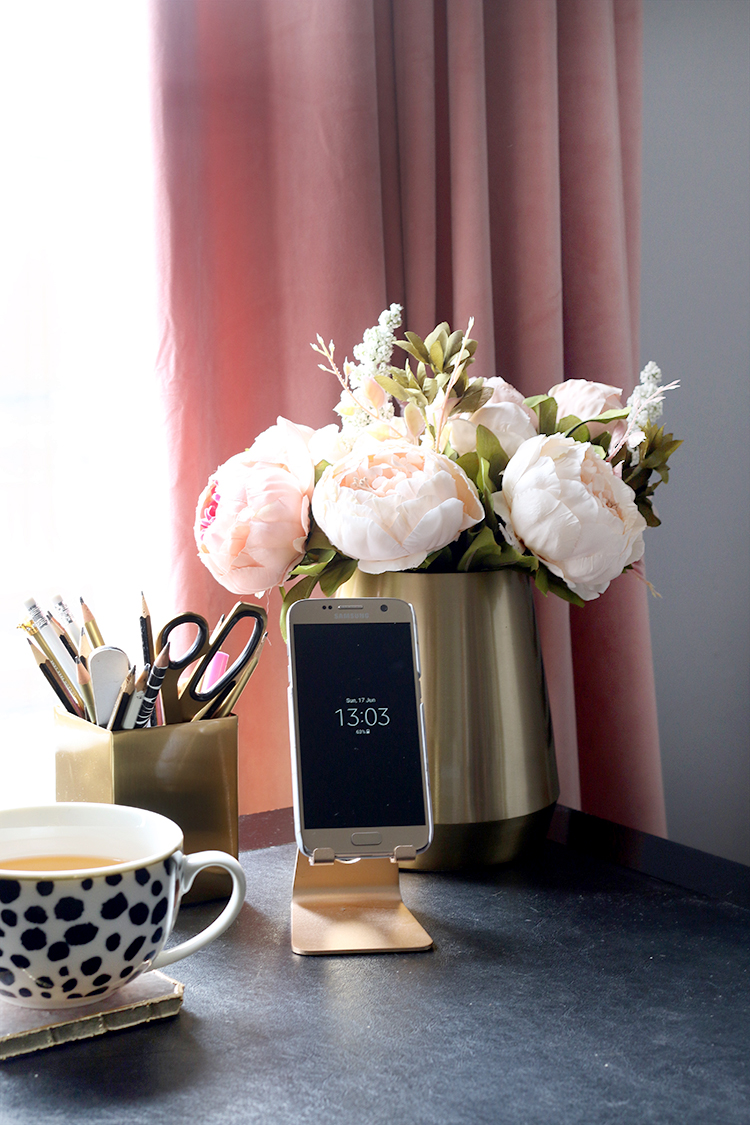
left=151, top=851, right=246, bottom=970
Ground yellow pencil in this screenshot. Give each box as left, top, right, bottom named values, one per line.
left=80, top=597, right=105, bottom=648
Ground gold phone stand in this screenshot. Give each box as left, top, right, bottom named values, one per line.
left=291, top=851, right=433, bottom=955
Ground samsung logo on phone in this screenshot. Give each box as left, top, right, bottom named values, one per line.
left=334, top=612, right=370, bottom=619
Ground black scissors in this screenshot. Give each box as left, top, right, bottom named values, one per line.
left=155, top=602, right=267, bottom=723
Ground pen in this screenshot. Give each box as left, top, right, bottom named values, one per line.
left=80, top=597, right=105, bottom=648
left=134, top=643, right=170, bottom=728
left=27, top=639, right=84, bottom=717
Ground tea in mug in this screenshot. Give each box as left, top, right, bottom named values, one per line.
left=0, top=854, right=123, bottom=872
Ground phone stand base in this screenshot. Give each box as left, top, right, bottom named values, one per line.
left=291, top=852, right=433, bottom=955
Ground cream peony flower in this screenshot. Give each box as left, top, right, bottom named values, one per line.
left=493, top=434, right=646, bottom=601
left=547, top=379, right=626, bottom=442
left=312, top=438, right=484, bottom=573
left=194, top=417, right=316, bottom=596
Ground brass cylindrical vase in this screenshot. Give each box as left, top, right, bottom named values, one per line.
left=340, top=570, right=559, bottom=869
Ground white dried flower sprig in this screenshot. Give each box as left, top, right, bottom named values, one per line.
left=350, top=303, right=403, bottom=385
left=608, top=362, right=680, bottom=461
left=311, top=308, right=400, bottom=443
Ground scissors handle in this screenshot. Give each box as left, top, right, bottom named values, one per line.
left=181, top=603, right=268, bottom=721
left=155, top=612, right=211, bottom=724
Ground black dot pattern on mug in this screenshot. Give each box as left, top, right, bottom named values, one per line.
left=0, top=860, right=174, bottom=1005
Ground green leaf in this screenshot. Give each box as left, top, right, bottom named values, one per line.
left=456, top=451, right=481, bottom=489
left=475, top=456, right=498, bottom=530
left=590, top=407, right=629, bottom=423
left=563, top=418, right=591, bottom=442
left=375, top=374, right=415, bottom=402
left=532, top=395, right=559, bottom=436
left=533, top=566, right=586, bottom=607
left=394, top=339, right=429, bottom=366
left=443, top=330, right=464, bottom=365
left=456, top=525, right=503, bottom=571
left=415, top=545, right=454, bottom=571
left=424, top=323, right=450, bottom=352
left=318, top=557, right=358, bottom=596
left=474, top=426, right=509, bottom=491
left=289, top=548, right=336, bottom=577
left=423, top=377, right=439, bottom=405
left=313, top=460, right=331, bottom=485
left=456, top=525, right=534, bottom=572
left=401, top=331, right=431, bottom=364
left=428, top=337, right=444, bottom=372
left=636, top=497, right=662, bottom=527
left=306, top=523, right=333, bottom=551
left=524, top=394, right=548, bottom=409
left=533, top=566, right=549, bottom=594
left=452, top=381, right=492, bottom=416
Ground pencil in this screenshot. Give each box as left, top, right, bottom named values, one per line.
left=78, top=624, right=92, bottom=669
left=51, top=593, right=79, bottom=641
left=76, top=657, right=97, bottom=723
left=19, top=620, right=85, bottom=711
left=80, top=597, right=105, bottom=648
left=121, top=667, right=148, bottom=730
left=107, top=666, right=136, bottom=731
left=47, top=612, right=78, bottom=661
left=134, top=643, right=170, bottom=728
left=140, top=592, right=155, bottom=668
left=27, top=639, right=83, bottom=717
left=23, top=597, right=78, bottom=685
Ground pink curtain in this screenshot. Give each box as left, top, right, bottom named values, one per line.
left=152, top=0, right=667, bottom=837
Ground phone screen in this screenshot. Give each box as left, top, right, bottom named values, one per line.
left=292, top=621, right=426, bottom=829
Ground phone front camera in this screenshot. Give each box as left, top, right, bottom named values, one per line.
left=380, top=604, right=388, bottom=612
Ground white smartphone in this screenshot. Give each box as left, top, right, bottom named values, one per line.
left=286, top=597, right=433, bottom=861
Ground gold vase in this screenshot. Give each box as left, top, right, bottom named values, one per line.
left=339, top=570, right=559, bottom=870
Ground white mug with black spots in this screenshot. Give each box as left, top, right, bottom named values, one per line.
left=0, top=803, right=246, bottom=1009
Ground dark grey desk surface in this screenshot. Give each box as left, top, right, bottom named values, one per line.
left=1, top=809, right=748, bottom=1125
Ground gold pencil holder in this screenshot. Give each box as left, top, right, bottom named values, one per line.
left=53, top=708, right=239, bottom=904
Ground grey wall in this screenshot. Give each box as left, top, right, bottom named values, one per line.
left=640, top=0, right=750, bottom=864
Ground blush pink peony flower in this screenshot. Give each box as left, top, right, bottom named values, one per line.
left=547, top=379, right=626, bottom=442
left=312, top=438, right=484, bottom=573
left=194, top=418, right=316, bottom=596
left=493, top=433, right=646, bottom=601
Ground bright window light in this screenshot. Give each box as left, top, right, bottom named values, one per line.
left=0, top=1, right=170, bottom=806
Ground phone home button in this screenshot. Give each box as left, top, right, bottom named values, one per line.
left=351, top=832, right=382, bottom=847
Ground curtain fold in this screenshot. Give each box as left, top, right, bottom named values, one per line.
left=152, top=0, right=666, bottom=836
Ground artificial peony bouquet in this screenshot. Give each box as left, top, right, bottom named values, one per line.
left=195, top=306, right=680, bottom=630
